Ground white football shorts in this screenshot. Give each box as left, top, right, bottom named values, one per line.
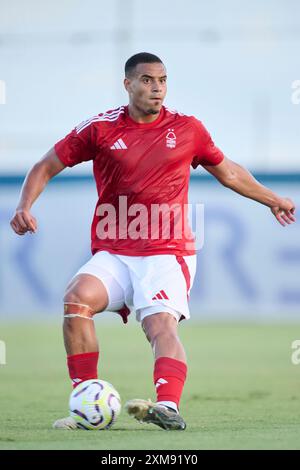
left=71, top=250, right=197, bottom=323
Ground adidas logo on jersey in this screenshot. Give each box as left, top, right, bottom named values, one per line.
left=152, top=290, right=169, bottom=301
left=110, top=138, right=127, bottom=150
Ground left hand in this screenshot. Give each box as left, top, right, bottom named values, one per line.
left=271, top=197, right=296, bottom=226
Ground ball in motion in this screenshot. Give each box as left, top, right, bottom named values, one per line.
left=69, top=379, right=121, bottom=430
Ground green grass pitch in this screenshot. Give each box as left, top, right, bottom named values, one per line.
left=0, top=321, right=300, bottom=450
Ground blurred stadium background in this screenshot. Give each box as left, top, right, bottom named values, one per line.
left=0, top=0, right=299, bottom=321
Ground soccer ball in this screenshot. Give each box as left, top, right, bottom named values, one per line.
left=69, top=379, right=121, bottom=430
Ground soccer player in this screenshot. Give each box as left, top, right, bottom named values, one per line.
left=10, top=52, right=296, bottom=431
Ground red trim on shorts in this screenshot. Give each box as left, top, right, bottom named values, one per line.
left=176, top=256, right=191, bottom=299
left=117, top=305, right=130, bottom=324
left=176, top=256, right=191, bottom=323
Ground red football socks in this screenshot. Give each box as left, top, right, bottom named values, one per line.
left=67, top=353, right=187, bottom=405
left=67, top=351, right=99, bottom=388
left=154, top=357, right=187, bottom=409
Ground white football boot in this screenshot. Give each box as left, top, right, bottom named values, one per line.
left=125, top=399, right=186, bottom=430
left=52, top=416, right=78, bottom=429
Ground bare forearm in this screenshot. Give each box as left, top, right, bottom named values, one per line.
left=203, top=157, right=295, bottom=226
left=17, top=147, right=65, bottom=210
left=17, top=163, right=52, bottom=210
left=11, top=148, right=65, bottom=235
left=222, top=163, right=281, bottom=208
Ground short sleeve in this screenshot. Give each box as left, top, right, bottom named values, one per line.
left=191, top=117, right=225, bottom=169
left=54, top=119, right=96, bottom=168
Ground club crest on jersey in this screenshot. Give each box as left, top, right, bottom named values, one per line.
left=166, top=128, right=176, bottom=149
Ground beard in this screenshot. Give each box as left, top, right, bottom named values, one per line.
left=134, top=99, right=162, bottom=116
left=147, top=108, right=160, bottom=115
left=144, top=105, right=161, bottom=115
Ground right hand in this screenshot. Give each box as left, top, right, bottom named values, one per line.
left=270, top=197, right=296, bottom=227
left=10, top=208, right=37, bottom=236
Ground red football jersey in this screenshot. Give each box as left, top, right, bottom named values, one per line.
left=55, top=105, right=224, bottom=256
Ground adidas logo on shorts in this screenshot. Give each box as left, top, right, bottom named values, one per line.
left=152, top=290, right=169, bottom=301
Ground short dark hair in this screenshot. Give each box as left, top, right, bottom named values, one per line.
left=125, top=52, right=164, bottom=77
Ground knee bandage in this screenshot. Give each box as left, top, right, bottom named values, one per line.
left=64, top=302, right=95, bottom=321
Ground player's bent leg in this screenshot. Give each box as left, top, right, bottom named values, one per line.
left=54, top=274, right=109, bottom=430
left=63, top=273, right=109, bottom=387
left=142, top=311, right=186, bottom=362
left=126, top=312, right=187, bottom=430
left=63, top=273, right=109, bottom=356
